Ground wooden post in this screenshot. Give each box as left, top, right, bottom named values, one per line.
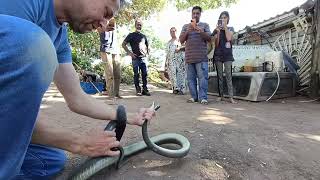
left=311, top=0, right=320, bottom=97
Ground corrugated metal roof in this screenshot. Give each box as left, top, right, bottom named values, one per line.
left=237, top=1, right=309, bottom=34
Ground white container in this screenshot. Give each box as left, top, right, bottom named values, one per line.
left=264, top=51, right=285, bottom=72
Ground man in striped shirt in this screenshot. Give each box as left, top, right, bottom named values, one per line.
left=179, top=6, right=211, bottom=105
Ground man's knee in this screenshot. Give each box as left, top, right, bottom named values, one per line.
left=0, top=15, right=58, bottom=91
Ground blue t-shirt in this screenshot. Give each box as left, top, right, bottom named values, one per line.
left=0, top=0, right=72, bottom=63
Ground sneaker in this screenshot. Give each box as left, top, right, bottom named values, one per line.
left=200, top=99, right=209, bottom=105
left=187, top=98, right=196, bottom=103
left=142, top=89, right=151, bottom=96
left=230, top=98, right=237, bottom=104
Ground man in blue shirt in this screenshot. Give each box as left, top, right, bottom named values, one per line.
left=0, top=0, right=156, bottom=179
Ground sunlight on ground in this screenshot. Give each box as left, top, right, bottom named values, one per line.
left=152, top=89, right=172, bottom=93
left=286, top=133, right=320, bottom=143
left=206, top=107, right=221, bottom=111
left=40, top=104, right=51, bottom=109
left=197, top=109, right=234, bottom=125
left=233, top=108, right=246, bottom=111
left=42, top=96, right=65, bottom=103
left=91, top=94, right=140, bottom=99
left=139, top=160, right=173, bottom=168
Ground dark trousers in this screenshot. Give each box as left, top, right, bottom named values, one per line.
left=215, top=61, right=234, bottom=97
left=132, top=57, right=148, bottom=90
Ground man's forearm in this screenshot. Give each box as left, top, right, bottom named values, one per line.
left=122, top=42, right=131, bottom=54
left=67, top=92, right=117, bottom=121
left=179, top=32, right=188, bottom=44
left=31, top=118, right=82, bottom=154
left=54, top=64, right=117, bottom=122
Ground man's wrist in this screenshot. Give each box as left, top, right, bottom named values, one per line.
left=65, top=132, right=83, bottom=154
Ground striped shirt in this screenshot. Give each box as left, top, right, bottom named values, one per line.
left=181, top=22, right=211, bottom=64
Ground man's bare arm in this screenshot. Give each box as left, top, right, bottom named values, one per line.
left=31, top=117, right=120, bottom=157
left=179, top=32, right=188, bottom=44
left=54, top=63, right=117, bottom=121
left=122, top=41, right=137, bottom=58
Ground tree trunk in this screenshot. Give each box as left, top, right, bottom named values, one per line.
left=311, top=0, right=320, bottom=97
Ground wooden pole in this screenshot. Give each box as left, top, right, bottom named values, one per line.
left=311, top=0, right=320, bottom=97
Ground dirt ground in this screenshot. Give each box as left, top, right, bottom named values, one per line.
left=41, top=84, right=320, bottom=180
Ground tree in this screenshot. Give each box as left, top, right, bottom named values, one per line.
left=117, top=0, right=237, bottom=25
left=175, top=0, right=237, bottom=10
left=69, top=29, right=100, bottom=71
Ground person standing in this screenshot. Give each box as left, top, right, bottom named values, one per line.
left=212, top=11, right=236, bottom=104
left=122, top=19, right=151, bottom=96
left=99, top=18, right=122, bottom=98
left=166, top=27, right=186, bottom=95
left=179, top=6, right=211, bottom=104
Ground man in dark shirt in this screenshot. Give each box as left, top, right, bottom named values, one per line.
left=122, top=19, right=151, bottom=96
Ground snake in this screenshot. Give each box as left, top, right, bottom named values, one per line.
left=67, top=103, right=191, bottom=180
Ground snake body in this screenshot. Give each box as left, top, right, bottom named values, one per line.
left=68, top=104, right=190, bottom=180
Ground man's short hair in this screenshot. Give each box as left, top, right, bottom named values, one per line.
left=192, top=6, right=202, bottom=13
left=135, top=18, right=142, bottom=25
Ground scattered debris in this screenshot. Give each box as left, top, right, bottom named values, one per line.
left=199, top=134, right=203, bottom=137
left=260, top=161, right=267, bottom=167
left=215, top=163, right=223, bottom=169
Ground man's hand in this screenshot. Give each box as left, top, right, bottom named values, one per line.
left=187, top=24, right=194, bottom=33
left=76, top=127, right=120, bottom=157
left=129, top=52, right=137, bottom=59
left=128, top=107, right=156, bottom=126
left=194, top=26, right=204, bottom=33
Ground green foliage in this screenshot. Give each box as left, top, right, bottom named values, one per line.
left=121, top=65, right=134, bottom=84
left=116, top=0, right=167, bottom=25
left=69, top=29, right=100, bottom=71
left=93, top=62, right=105, bottom=76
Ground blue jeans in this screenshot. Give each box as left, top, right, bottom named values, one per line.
left=14, top=144, right=66, bottom=180
left=0, top=15, right=65, bottom=179
left=132, top=57, right=148, bottom=90
left=187, top=62, right=209, bottom=101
